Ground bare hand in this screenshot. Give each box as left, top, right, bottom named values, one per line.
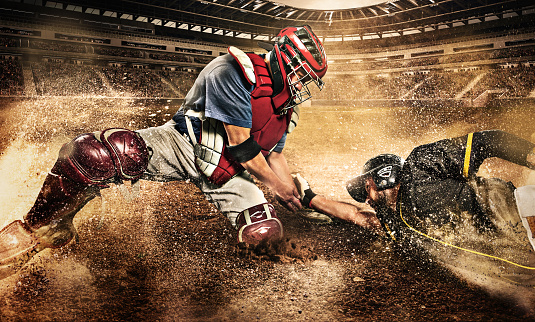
left=274, top=182, right=302, bottom=212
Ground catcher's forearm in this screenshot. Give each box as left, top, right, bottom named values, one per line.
left=266, top=151, right=295, bottom=188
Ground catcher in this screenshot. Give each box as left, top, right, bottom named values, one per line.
left=0, top=25, right=328, bottom=279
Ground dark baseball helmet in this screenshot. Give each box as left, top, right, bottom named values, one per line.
left=346, top=154, right=404, bottom=203
left=269, top=25, right=327, bottom=112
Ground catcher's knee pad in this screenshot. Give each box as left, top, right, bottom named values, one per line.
left=53, top=128, right=150, bottom=187
left=236, top=203, right=283, bottom=245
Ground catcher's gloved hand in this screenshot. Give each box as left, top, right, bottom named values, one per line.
left=291, top=173, right=317, bottom=208
left=292, top=174, right=332, bottom=224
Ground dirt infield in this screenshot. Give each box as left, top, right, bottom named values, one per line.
left=1, top=97, right=534, bottom=321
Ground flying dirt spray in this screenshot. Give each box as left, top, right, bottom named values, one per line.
left=1, top=96, right=535, bottom=318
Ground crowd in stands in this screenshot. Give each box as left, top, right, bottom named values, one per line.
left=0, top=59, right=24, bottom=95
left=93, top=46, right=144, bottom=58
left=317, top=66, right=535, bottom=101
left=406, top=57, right=440, bottom=67
left=410, top=71, right=477, bottom=99
left=31, top=62, right=107, bottom=96
left=466, top=67, right=535, bottom=98
left=0, top=36, right=19, bottom=48
left=149, top=52, right=194, bottom=63
left=28, top=62, right=200, bottom=98
left=316, top=71, right=482, bottom=100
left=103, top=66, right=170, bottom=97
left=329, top=46, right=535, bottom=73
left=329, top=56, right=441, bottom=72
left=1, top=54, right=534, bottom=101
left=25, top=38, right=214, bottom=64
left=194, top=56, right=215, bottom=64
left=442, top=52, right=489, bottom=64
left=491, top=46, right=535, bottom=59
left=30, top=39, right=86, bottom=53
left=1, top=25, right=534, bottom=102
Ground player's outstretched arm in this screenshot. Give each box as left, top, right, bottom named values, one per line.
left=312, top=195, right=382, bottom=232
left=292, top=174, right=383, bottom=233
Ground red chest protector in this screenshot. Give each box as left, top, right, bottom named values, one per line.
left=193, top=50, right=293, bottom=186
left=247, top=53, right=293, bottom=156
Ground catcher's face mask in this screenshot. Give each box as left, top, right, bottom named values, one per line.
left=269, top=25, right=327, bottom=113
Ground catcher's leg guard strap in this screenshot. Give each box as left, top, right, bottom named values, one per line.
left=236, top=203, right=283, bottom=245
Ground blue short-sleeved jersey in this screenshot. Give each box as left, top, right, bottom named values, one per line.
left=174, top=53, right=287, bottom=153
left=182, top=54, right=254, bottom=128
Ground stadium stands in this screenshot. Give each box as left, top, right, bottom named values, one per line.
left=0, top=59, right=24, bottom=95
left=0, top=0, right=533, bottom=107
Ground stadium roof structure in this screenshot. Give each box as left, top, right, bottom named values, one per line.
left=2, top=0, right=535, bottom=42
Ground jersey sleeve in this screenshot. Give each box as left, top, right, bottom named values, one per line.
left=204, top=59, right=254, bottom=128
left=466, top=130, right=535, bottom=176
left=271, top=132, right=287, bottom=153
left=405, top=130, right=534, bottom=181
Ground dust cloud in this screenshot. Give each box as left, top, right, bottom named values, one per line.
left=288, top=103, right=535, bottom=312
left=288, top=104, right=535, bottom=201
left=0, top=97, right=535, bottom=320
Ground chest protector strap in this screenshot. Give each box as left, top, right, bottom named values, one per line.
left=189, top=47, right=295, bottom=186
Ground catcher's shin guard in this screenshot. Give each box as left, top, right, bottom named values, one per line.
left=0, top=128, right=149, bottom=279
left=25, top=128, right=149, bottom=233
left=236, top=203, right=283, bottom=245
left=0, top=174, right=97, bottom=280
left=0, top=220, right=39, bottom=280
left=24, top=172, right=100, bottom=242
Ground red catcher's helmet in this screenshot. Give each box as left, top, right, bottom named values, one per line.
left=269, top=25, right=327, bottom=112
